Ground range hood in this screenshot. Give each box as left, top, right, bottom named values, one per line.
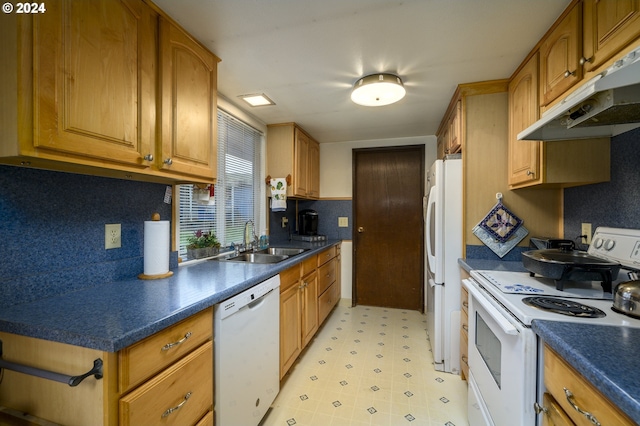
left=518, top=44, right=640, bottom=141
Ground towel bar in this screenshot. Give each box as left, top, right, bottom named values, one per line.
left=0, top=340, right=103, bottom=387
left=265, top=174, right=291, bottom=186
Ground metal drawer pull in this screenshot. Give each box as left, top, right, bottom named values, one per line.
left=533, top=402, right=548, bottom=415
left=462, top=301, right=468, bottom=309
left=161, top=332, right=192, bottom=351
left=162, top=392, right=192, bottom=418
left=564, top=388, right=601, bottom=426
left=461, top=355, right=468, bottom=365
left=462, top=324, right=469, bottom=332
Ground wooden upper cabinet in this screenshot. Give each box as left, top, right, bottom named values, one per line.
left=509, top=53, right=541, bottom=187
left=267, top=123, right=320, bottom=199
left=307, top=137, right=320, bottom=198
left=159, top=18, right=219, bottom=180
left=435, top=98, right=462, bottom=159
left=34, top=0, right=156, bottom=167
left=539, top=3, right=583, bottom=107
left=582, top=0, right=640, bottom=72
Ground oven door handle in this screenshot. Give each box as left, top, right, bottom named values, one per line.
left=463, top=279, right=518, bottom=336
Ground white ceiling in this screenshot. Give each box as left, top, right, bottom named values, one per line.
left=153, top=0, right=571, bottom=143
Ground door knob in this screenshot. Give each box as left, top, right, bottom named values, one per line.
left=358, top=227, right=364, bottom=233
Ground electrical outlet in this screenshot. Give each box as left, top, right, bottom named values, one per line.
left=105, top=224, right=121, bottom=249
left=338, top=217, right=348, bottom=227
left=581, top=223, right=592, bottom=245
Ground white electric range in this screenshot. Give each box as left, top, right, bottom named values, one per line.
left=463, top=227, right=640, bottom=426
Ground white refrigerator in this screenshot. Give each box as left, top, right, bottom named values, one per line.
left=425, top=157, right=462, bottom=373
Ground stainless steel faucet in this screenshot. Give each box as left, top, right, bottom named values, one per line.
left=243, top=220, right=259, bottom=252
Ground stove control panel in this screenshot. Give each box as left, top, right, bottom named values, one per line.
left=589, top=227, right=640, bottom=270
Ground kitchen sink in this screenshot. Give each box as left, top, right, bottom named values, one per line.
left=261, top=247, right=308, bottom=256
left=215, top=247, right=308, bottom=264
left=222, top=253, right=289, bottom=264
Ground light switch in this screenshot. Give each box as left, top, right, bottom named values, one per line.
left=338, top=217, right=348, bottom=227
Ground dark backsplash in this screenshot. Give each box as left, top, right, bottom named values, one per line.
left=564, top=127, right=640, bottom=242
left=268, top=199, right=352, bottom=243
left=0, top=165, right=175, bottom=307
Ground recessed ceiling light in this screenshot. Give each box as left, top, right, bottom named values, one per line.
left=239, top=93, right=275, bottom=107
left=351, top=73, right=406, bottom=107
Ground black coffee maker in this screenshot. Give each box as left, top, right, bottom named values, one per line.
left=299, top=209, right=318, bottom=235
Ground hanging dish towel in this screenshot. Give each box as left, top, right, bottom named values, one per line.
left=472, top=194, right=528, bottom=258
left=270, top=178, right=287, bottom=212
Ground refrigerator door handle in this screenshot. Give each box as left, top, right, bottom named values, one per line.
left=425, top=185, right=436, bottom=274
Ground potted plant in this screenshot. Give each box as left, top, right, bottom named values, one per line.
left=186, top=230, right=221, bottom=259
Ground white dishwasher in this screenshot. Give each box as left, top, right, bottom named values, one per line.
left=214, top=274, right=280, bottom=426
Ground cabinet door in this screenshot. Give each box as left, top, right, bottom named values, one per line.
left=583, top=0, right=640, bottom=72
left=301, top=270, right=318, bottom=348
left=307, top=139, right=320, bottom=198
left=509, top=53, right=541, bottom=187
left=34, top=0, right=155, bottom=167
left=448, top=100, right=462, bottom=154
left=159, top=19, right=218, bottom=180
left=293, top=128, right=309, bottom=196
left=280, top=283, right=302, bottom=379
left=540, top=4, right=582, bottom=106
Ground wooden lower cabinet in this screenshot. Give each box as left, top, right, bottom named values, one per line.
left=280, top=246, right=340, bottom=379
left=0, top=307, right=213, bottom=426
left=543, top=345, right=634, bottom=426
left=280, top=264, right=303, bottom=379
left=119, top=342, right=213, bottom=426
left=460, top=284, right=469, bottom=381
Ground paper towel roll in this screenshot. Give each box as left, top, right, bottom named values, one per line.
left=143, top=220, right=170, bottom=276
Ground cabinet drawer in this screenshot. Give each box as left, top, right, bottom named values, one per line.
left=280, top=264, right=301, bottom=293
left=460, top=330, right=469, bottom=381
left=301, top=255, right=317, bottom=277
left=461, top=287, right=469, bottom=315
left=317, top=258, right=336, bottom=295
left=318, top=281, right=339, bottom=325
left=120, top=341, right=213, bottom=426
left=195, top=410, right=214, bottom=426
left=317, top=246, right=336, bottom=267
left=119, top=308, right=213, bottom=392
left=544, top=346, right=634, bottom=426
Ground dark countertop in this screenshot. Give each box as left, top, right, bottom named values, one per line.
left=458, top=257, right=528, bottom=273
left=0, top=240, right=340, bottom=352
left=532, top=320, right=640, bottom=423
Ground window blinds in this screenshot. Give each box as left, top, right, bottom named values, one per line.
left=178, top=109, right=263, bottom=260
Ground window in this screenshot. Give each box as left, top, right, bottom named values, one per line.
left=178, top=109, right=264, bottom=260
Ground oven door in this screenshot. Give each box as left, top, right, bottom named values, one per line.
left=463, top=278, right=538, bottom=426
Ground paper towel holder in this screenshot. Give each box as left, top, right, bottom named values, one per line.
left=138, top=213, right=174, bottom=280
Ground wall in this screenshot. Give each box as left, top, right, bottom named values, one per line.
left=0, top=165, right=175, bottom=307
left=564, top=127, right=640, bottom=243
left=268, top=135, right=437, bottom=300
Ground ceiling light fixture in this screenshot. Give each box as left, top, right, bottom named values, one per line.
left=239, top=93, right=275, bottom=107
left=351, top=73, right=406, bottom=107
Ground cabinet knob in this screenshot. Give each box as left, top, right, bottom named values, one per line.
left=579, top=56, right=593, bottom=66
left=564, top=70, right=575, bottom=78
left=358, top=227, right=365, bottom=233
left=164, top=158, right=173, bottom=165
left=143, top=154, right=154, bottom=161
left=526, top=170, right=535, bottom=177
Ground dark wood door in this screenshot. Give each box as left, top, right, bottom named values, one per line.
left=353, top=145, right=425, bottom=311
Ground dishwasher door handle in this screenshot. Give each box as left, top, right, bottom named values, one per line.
left=245, top=288, right=275, bottom=310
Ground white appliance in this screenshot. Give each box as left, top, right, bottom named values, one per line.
left=425, top=156, right=463, bottom=373
left=214, top=275, right=280, bottom=426
left=464, top=227, right=640, bottom=426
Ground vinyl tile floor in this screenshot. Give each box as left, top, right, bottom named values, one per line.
left=261, top=303, right=468, bottom=426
